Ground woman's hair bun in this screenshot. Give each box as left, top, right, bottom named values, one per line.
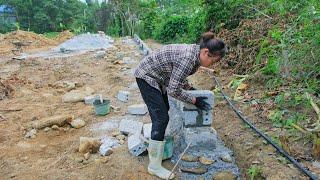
left=201, top=32, right=215, bottom=42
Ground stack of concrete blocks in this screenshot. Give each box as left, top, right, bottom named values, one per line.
left=133, top=34, right=152, bottom=56
left=168, top=90, right=240, bottom=179
left=179, top=90, right=216, bottom=148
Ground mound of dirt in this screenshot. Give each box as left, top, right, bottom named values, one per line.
left=218, top=17, right=277, bottom=74
left=0, top=30, right=57, bottom=55
left=55, top=30, right=74, bottom=43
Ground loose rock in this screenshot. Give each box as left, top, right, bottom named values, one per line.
left=212, top=171, right=236, bottom=180
left=116, top=134, right=126, bottom=141
left=180, top=166, right=207, bottom=174
left=43, top=127, right=51, bottom=132
left=70, top=118, right=86, bottom=129
left=111, top=131, right=121, bottom=137
left=25, top=129, right=37, bottom=138
left=51, top=125, right=60, bottom=130
left=84, top=152, right=90, bottom=160
left=181, top=154, right=198, bottom=162
left=199, top=156, right=215, bottom=165
left=79, top=137, right=101, bottom=154
left=221, top=153, right=232, bottom=163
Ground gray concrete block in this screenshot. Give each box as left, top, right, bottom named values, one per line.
left=183, top=127, right=217, bottom=148
left=117, top=90, right=130, bottom=102
left=143, top=123, right=152, bottom=139
left=128, top=104, right=148, bottom=115
left=119, top=118, right=143, bottom=135
left=180, top=90, right=214, bottom=127
left=128, top=134, right=148, bottom=156
left=182, top=111, right=199, bottom=127
left=165, top=96, right=183, bottom=137
left=84, top=94, right=101, bottom=105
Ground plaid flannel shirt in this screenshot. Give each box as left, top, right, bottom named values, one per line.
left=134, top=44, right=200, bottom=104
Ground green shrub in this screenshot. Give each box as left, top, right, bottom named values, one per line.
left=153, top=14, right=189, bottom=43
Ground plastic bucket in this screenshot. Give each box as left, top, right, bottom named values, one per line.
left=163, top=136, right=174, bottom=160
left=93, top=99, right=110, bottom=116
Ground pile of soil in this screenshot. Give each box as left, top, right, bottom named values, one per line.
left=218, top=17, right=276, bottom=74
left=0, top=30, right=56, bottom=55
left=54, top=30, right=74, bottom=43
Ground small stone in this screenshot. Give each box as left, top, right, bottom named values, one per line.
left=44, top=127, right=51, bottom=132
left=82, top=160, right=89, bottom=165
left=119, top=140, right=125, bottom=145
left=212, top=171, right=236, bottom=180
left=116, top=134, right=126, bottom=141
left=100, top=147, right=113, bottom=156
left=75, top=157, right=83, bottom=163
left=70, top=118, right=86, bottom=129
left=79, top=137, right=101, bottom=154
left=31, top=116, right=38, bottom=121
left=221, top=154, right=232, bottom=163
left=51, top=125, right=60, bottom=130
left=84, top=152, right=90, bottom=160
left=25, top=129, right=37, bottom=138
left=111, top=131, right=121, bottom=137
left=94, top=51, right=106, bottom=59
left=181, top=154, right=198, bottom=162
left=110, top=105, right=120, bottom=111
left=180, top=166, right=207, bottom=174
left=199, top=156, right=215, bottom=165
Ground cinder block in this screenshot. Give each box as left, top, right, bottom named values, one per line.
left=165, top=96, right=183, bottom=137
left=183, top=127, right=217, bottom=148
left=143, top=123, right=152, bottom=139
left=117, top=90, right=130, bottom=102
left=128, top=134, right=148, bottom=156
left=119, top=119, right=143, bottom=135
left=182, top=111, right=199, bottom=127
left=84, top=94, right=101, bottom=105
left=180, top=90, right=214, bottom=127
left=128, top=104, right=148, bottom=115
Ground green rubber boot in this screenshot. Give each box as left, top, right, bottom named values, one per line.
left=148, top=139, right=175, bottom=179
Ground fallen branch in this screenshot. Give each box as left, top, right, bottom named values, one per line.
left=291, top=123, right=309, bottom=134
left=305, top=92, right=320, bottom=132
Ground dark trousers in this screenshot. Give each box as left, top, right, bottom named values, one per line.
left=136, top=78, right=169, bottom=141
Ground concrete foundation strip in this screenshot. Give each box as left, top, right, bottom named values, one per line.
left=167, top=142, right=191, bottom=180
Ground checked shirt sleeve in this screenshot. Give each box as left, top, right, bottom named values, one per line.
left=167, top=57, right=194, bottom=104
